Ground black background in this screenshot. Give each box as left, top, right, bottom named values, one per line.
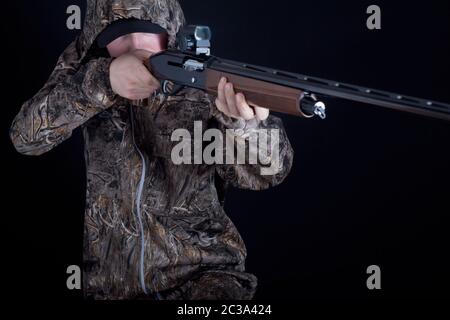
left=2, top=0, right=449, bottom=302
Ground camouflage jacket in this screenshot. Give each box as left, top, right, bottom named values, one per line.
left=10, top=0, right=294, bottom=300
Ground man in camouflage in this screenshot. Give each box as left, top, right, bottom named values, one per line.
left=10, top=0, right=294, bottom=300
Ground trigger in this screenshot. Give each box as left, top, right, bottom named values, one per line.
left=162, top=80, right=184, bottom=96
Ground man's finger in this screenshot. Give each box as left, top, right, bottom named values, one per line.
left=216, top=78, right=231, bottom=115
left=217, top=77, right=227, bottom=105
left=136, top=64, right=160, bottom=88
left=215, top=98, right=230, bottom=117
left=127, top=88, right=153, bottom=100
left=236, top=93, right=255, bottom=120
left=254, top=106, right=270, bottom=121
left=225, top=83, right=239, bottom=118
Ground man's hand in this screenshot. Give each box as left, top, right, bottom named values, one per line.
left=215, top=77, right=269, bottom=121
left=109, top=49, right=160, bottom=100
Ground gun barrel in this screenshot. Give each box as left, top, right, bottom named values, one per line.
left=209, top=57, right=450, bottom=122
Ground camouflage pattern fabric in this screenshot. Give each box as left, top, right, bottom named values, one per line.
left=10, top=0, right=294, bottom=300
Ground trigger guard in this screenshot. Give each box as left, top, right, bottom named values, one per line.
left=162, top=80, right=184, bottom=96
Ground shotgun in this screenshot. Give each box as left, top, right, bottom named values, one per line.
left=148, top=25, right=450, bottom=122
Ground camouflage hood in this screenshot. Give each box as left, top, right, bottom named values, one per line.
left=78, top=0, right=186, bottom=61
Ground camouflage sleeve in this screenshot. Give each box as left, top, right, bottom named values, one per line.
left=10, top=40, right=117, bottom=156
left=210, top=103, right=294, bottom=190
